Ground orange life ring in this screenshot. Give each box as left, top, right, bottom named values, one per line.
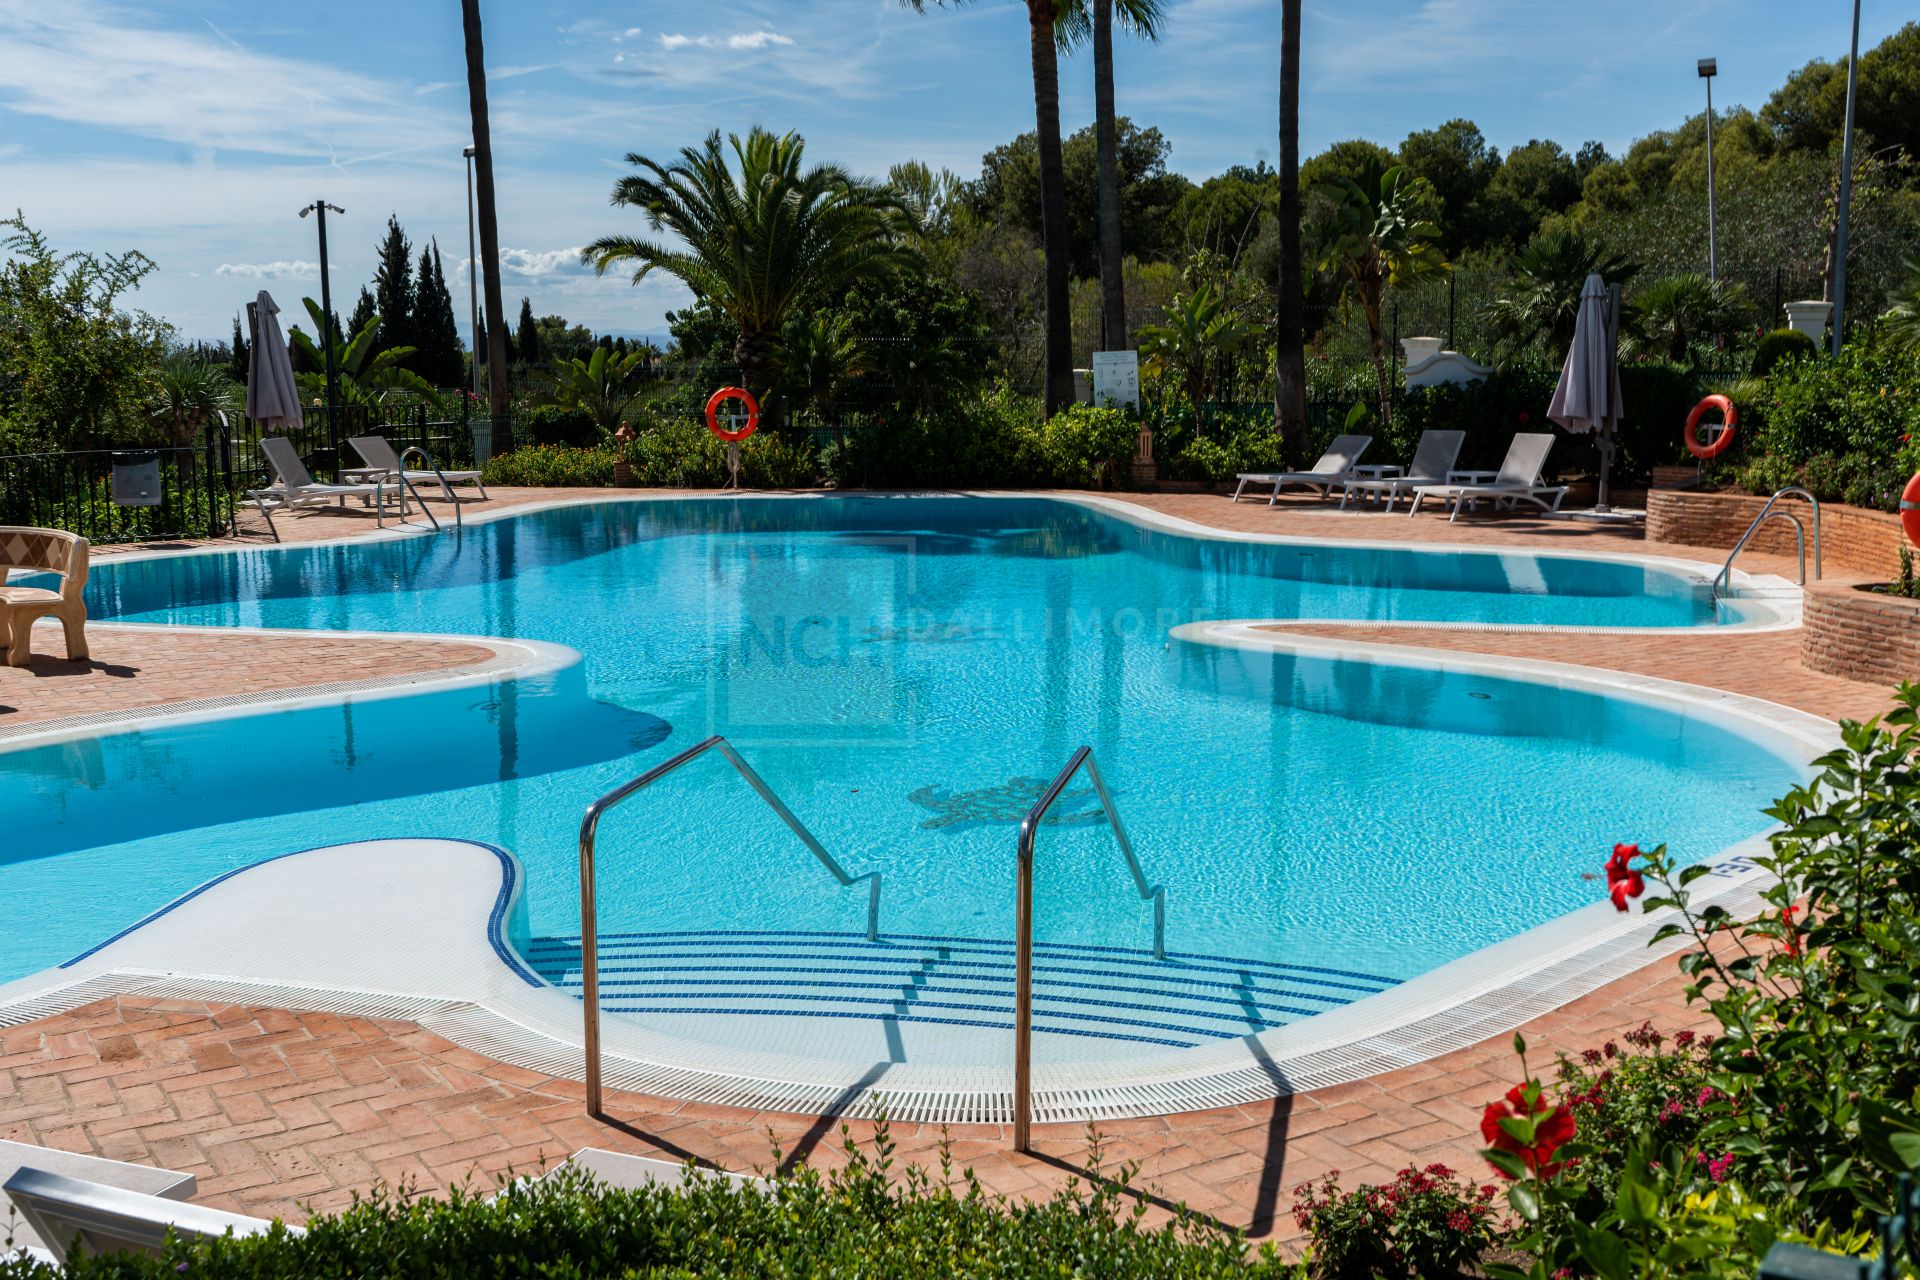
left=704, top=387, right=759, bottom=442
left=1684, top=395, right=1737, bottom=459
left=1901, top=472, right=1920, bottom=548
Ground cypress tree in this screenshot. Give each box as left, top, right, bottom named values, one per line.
left=347, top=287, right=378, bottom=343
left=373, top=215, right=416, bottom=358
left=230, top=313, right=250, bottom=384
left=412, top=240, right=463, bottom=387
left=515, top=296, right=541, bottom=365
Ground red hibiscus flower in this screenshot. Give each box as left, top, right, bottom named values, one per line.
left=1780, top=905, right=1802, bottom=957
left=1605, top=844, right=1645, bottom=911
left=1481, top=1084, right=1576, bottom=1179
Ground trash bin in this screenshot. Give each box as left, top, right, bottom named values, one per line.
left=110, top=450, right=163, bottom=507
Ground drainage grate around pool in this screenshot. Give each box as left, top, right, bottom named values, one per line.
left=522, top=930, right=1400, bottom=1049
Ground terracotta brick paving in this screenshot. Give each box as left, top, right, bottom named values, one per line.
left=1, top=485, right=1890, bottom=1244
left=0, top=631, right=494, bottom=730
left=1, top=962, right=1711, bottom=1243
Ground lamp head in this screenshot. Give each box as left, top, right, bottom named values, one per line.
left=1698, top=57, right=1717, bottom=78
left=463, top=145, right=477, bottom=158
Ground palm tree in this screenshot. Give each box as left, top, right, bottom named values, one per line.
left=288, top=301, right=434, bottom=408
left=1483, top=230, right=1639, bottom=358
left=901, top=0, right=1075, bottom=414
left=460, top=0, right=511, bottom=451
left=1630, top=274, right=1753, bottom=364
left=582, top=129, right=914, bottom=427
left=1273, top=0, right=1307, bottom=458
left=147, top=356, right=235, bottom=447
left=547, top=346, right=650, bottom=432
left=1316, top=162, right=1446, bottom=423
left=1138, top=283, right=1250, bottom=422
left=1058, top=0, right=1164, bottom=354
left=777, top=313, right=872, bottom=439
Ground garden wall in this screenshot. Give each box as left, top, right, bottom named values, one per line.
left=1646, top=489, right=1906, bottom=580
left=1801, top=580, right=1920, bottom=686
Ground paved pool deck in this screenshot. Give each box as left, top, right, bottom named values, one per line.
left=0, top=484, right=1883, bottom=1246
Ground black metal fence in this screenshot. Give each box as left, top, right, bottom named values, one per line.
left=0, top=439, right=232, bottom=545
left=0, top=403, right=487, bottom=546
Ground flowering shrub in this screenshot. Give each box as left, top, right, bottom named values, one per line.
left=1291, top=1164, right=1504, bottom=1279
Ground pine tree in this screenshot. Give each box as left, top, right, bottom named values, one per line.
left=230, top=313, right=250, bottom=384
left=373, top=214, right=416, bottom=359
left=515, top=296, right=540, bottom=365
left=412, top=240, right=464, bottom=387
left=347, top=287, right=377, bottom=344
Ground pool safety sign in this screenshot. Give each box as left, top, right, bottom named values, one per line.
left=1092, top=350, right=1140, bottom=411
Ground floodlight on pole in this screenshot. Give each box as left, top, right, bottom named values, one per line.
left=297, top=200, right=346, bottom=450
left=1698, top=58, right=1718, bottom=283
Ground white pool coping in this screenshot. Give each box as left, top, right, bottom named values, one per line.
left=0, top=491, right=1834, bottom=1122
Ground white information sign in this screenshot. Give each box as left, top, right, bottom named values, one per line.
left=1091, top=350, right=1140, bottom=411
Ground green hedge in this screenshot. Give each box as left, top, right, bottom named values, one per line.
left=0, top=1127, right=1294, bottom=1279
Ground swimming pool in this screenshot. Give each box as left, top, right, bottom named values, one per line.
left=3, top=495, right=1809, bottom=1070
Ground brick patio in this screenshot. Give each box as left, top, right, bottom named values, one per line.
left=1, top=485, right=1887, bottom=1244
left=1, top=955, right=1713, bottom=1243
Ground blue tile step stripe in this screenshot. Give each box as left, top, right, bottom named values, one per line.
left=522, top=929, right=1400, bottom=1050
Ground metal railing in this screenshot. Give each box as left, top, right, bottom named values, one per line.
left=1713, top=486, right=1822, bottom=600
left=1012, top=746, right=1166, bottom=1152
left=576, top=735, right=883, bottom=1118
left=1758, top=1173, right=1916, bottom=1278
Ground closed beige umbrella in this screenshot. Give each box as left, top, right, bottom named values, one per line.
left=1547, top=272, right=1624, bottom=511
left=244, top=290, right=303, bottom=432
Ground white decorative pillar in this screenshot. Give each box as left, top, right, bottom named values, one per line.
left=1783, top=301, right=1832, bottom=343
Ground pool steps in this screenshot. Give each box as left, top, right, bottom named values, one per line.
left=524, top=929, right=1399, bottom=1050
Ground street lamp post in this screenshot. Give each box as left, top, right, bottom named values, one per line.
left=464, top=146, right=481, bottom=398
left=1831, top=0, right=1862, bottom=355
left=298, top=200, right=345, bottom=468
left=1698, top=58, right=1718, bottom=282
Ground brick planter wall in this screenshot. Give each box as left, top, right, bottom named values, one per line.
left=1802, top=580, right=1920, bottom=685
left=1646, top=489, right=1907, bottom=580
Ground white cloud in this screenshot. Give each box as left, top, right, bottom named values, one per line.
left=452, top=247, right=590, bottom=278
left=0, top=1, right=459, bottom=158
left=215, top=259, right=320, bottom=279
left=658, top=30, right=794, bottom=52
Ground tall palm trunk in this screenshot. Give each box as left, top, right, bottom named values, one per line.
left=1273, top=0, right=1307, bottom=458
left=1028, top=0, right=1076, bottom=415
left=461, top=0, right=512, bottom=453
left=1093, top=0, right=1127, bottom=353
left=734, top=328, right=781, bottom=433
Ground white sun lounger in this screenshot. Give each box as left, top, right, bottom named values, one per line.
left=3, top=1168, right=296, bottom=1265
left=1232, top=434, right=1372, bottom=505
left=1338, top=430, right=1465, bottom=512
left=248, top=436, right=402, bottom=516
left=1408, top=432, right=1569, bottom=522
left=344, top=435, right=489, bottom=503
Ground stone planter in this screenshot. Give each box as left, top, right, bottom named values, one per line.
left=1650, top=465, right=1702, bottom=491
left=1802, top=580, right=1920, bottom=684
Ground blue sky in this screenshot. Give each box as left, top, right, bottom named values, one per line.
left=0, top=0, right=1904, bottom=341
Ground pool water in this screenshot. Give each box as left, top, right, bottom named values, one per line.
left=2, top=497, right=1804, bottom=1058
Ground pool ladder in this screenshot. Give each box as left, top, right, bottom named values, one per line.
left=1712, top=486, right=1820, bottom=601
left=575, top=735, right=883, bottom=1119
left=1013, top=746, right=1165, bottom=1153
left=378, top=446, right=462, bottom=533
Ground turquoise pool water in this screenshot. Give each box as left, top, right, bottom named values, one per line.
left=3, top=497, right=1803, bottom=1014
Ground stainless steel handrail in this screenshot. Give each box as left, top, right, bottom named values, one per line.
left=1012, top=746, right=1165, bottom=1152
left=578, top=735, right=883, bottom=1117
left=398, top=446, right=458, bottom=531
left=1712, top=486, right=1821, bottom=599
